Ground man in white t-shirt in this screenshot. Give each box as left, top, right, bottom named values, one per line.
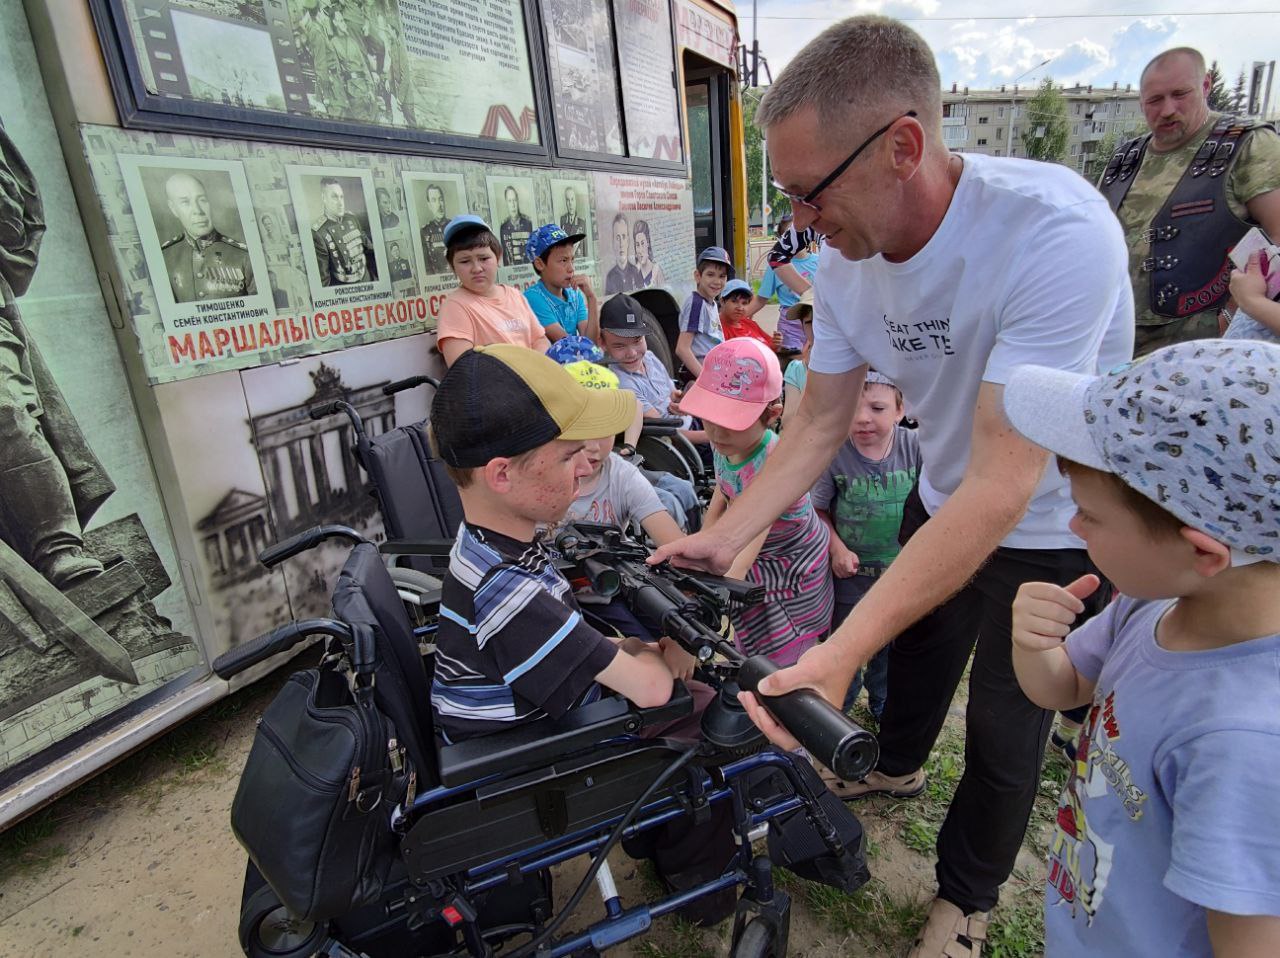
left=653, top=16, right=1134, bottom=958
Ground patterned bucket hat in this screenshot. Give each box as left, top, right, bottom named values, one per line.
left=1003, top=339, right=1280, bottom=562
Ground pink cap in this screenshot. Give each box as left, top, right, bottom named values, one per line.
left=679, top=338, right=782, bottom=431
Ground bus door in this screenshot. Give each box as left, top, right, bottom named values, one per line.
left=684, top=59, right=734, bottom=257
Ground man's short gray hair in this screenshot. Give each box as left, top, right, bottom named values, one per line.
left=756, top=16, right=941, bottom=140
left=1140, top=47, right=1206, bottom=84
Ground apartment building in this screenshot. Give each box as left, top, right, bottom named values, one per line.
left=941, top=83, right=1145, bottom=174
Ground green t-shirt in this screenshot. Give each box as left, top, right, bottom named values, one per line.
left=1116, top=113, right=1280, bottom=327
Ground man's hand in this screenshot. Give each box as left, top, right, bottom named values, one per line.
left=736, top=641, right=858, bottom=751
left=1012, top=575, right=1100, bottom=653
left=648, top=527, right=738, bottom=574
left=830, top=541, right=859, bottom=578
left=668, top=387, right=683, bottom=415
left=658, top=637, right=697, bottom=681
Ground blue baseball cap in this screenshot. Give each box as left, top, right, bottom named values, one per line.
left=696, top=245, right=734, bottom=277
left=526, top=223, right=586, bottom=263
left=719, top=278, right=752, bottom=300
left=443, top=214, right=492, bottom=246
left=546, top=335, right=605, bottom=366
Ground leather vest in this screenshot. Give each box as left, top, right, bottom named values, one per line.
left=1098, top=116, right=1274, bottom=319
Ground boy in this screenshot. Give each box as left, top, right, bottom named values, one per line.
left=427, top=344, right=684, bottom=743
left=675, top=246, right=731, bottom=378
left=600, top=294, right=707, bottom=446
left=523, top=224, right=600, bottom=343
left=1003, top=340, right=1280, bottom=956
left=719, top=279, right=776, bottom=352
left=811, top=372, right=920, bottom=732
left=435, top=215, right=549, bottom=366
left=429, top=346, right=738, bottom=925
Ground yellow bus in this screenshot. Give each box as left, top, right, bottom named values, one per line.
left=0, top=0, right=747, bottom=828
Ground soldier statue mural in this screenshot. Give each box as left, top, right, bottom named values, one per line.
left=312, top=176, right=377, bottom=286
left=159, top=172, right=256, bottom=303
left=0, top=123, right=194, bottom=703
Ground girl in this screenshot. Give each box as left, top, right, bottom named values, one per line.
left=680, top=338, right=833, bottom=665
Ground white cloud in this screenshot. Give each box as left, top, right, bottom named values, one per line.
left=754, top=0, right=1275, bottom=96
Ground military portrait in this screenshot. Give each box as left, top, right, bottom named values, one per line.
left=403, top=171, right=465, bottom=284
left=552, top=178, right=592, bottom=261
left=286, top=165, right=391, bottom=306
left=485, top=175, right=536, bottom=267
left=121, top=156, right=273, bottom=328
left=306, top=174, right=377, bottom=287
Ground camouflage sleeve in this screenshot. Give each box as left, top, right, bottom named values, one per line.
left=1228, top=127, right=1280, bottom=211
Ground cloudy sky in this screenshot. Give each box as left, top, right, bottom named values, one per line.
left=748, top=1, right=1277, bottom=98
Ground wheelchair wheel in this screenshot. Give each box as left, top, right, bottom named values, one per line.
left=239, top=884, right=329, bottom=958
left=732, top=916, right=783, bottom=958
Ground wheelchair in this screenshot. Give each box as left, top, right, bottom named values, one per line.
left=213, top=523, right=878, bottom=958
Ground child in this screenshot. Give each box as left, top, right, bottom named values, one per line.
left=718, top=279, right=776, bottom=352
left=427, top=344, right=683, bottom=743
left=680, top=338, right=833, bottom=665
left=523, top=223, right=599, bottom=343
left=811, top=372, right=920, bottom=727
left=747, top=237, right=819, bottom=355
left=435, top=215, right=550, bottom=366
left=675, top=246, right=731, bottom=378
left=1003, top=340, right=1280, bottom=957
left=600, top=294, right=708, bottom=446
left=553, top=361, right=692, bottom=653
left=1225, top=248, right=1280, bottom=343
left=556, top=360, right=687, bottom=547
left=780, top=290, right=814, bottom=432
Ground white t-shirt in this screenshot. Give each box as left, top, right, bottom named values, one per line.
left=808, top=153, right=1135, bottom=549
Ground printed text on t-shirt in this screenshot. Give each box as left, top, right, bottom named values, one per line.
left=883, top=314, right=954, bottom=357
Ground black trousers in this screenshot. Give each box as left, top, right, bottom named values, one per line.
left=875, top=485, right=1106, bottom=913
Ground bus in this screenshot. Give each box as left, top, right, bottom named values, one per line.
left=0, top=0, right=747, bottom=828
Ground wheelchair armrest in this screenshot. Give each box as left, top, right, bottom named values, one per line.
left=379, top=539, right=455, bottom=564
left=437, top=682, right=694, bottom=787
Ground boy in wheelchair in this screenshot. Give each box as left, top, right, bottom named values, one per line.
left=429, top=344, right=739, bottom=921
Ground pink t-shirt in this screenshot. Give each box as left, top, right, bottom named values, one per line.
left=436, top=285, right=551, bottom=352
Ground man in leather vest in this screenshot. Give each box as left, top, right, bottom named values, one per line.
left=1097, top=47, right=1280, bottom=356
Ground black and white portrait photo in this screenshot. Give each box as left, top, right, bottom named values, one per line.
left=485, top=175, right=536, bottom=267
left=119, top=156, right=273, bottom=327
left=286, top=166, right=390, bottom=305
left=403, top=171, right=465, bottom=284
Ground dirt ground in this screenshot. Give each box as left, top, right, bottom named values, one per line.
left=0, top=659, right=1059, bottom=958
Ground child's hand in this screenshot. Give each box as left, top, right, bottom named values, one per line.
left=658, top=637, right=697, bottom=681
left=568, top=274, right=596, bottom=299
left=668, top=387, right=683, bottom=414
left=771, top=330, right=783, bottom=350
left=830, top=542, right=859, bottom=578
left=1230, top=250, right=1270, bottom=310
left=1012, top=575, right=1100, bottom=653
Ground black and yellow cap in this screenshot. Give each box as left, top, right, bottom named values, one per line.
left=432, top=345, right=637, bottom=468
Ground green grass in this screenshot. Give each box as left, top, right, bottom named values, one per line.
left=785, top=875, right=928, bottom=949
left=986, top=894, right=1046, bottom=958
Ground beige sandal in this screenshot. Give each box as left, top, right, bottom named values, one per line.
left=814, top=760, right=927, bottom=801
left=907, top=897, right=989, bottom=958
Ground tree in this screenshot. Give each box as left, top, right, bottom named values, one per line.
left=1232, top=70, right=1248, bottom=113
left=1020, top=77, right=1070, bottom=164
left=1084, top=128, right=1122, bottom=182
left=1207, top=60, right=1231, bottom=111
left=742, top=88, right=789, bottom=229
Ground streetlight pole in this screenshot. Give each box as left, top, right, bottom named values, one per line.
left=1007, top=57, right=1052, bottom=157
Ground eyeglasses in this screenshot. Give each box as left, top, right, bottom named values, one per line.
left=772, top=111, right=918, bottom=213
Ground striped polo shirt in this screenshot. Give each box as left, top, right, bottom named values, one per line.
left=430, top=523, right=618, bottom=744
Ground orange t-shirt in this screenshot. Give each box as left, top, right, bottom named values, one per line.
left=436, top=285, right=551, bottom=352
